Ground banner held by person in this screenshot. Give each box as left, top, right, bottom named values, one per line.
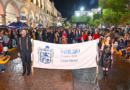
left=33, top=39, right=98, bottom=70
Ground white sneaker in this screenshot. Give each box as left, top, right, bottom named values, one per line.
left=0, top=70, right=5, bottom=73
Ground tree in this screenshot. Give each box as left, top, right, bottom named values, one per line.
left=70, top=15, right=87, bottom=23
left=102, top=9, right=123, bottom=26
left=93, top=13, right=101, bottom=22
left=120, top=13, right=130, bottom=26
left=88, top=20, right=95, bottom=27
left=62, top=23, right=65, bottom=27
left=99, top=0, right=128, bottom=12
left=99, top=0, right=129, bottom=24
left=124, top=0, right=130, bottom=9
left=70, top=24, right=74, bottom=27
left=65, top=22, right=70, bottom=26
left=94, top=19, right=100, bottom=28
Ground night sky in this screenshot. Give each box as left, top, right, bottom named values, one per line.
left=50, top=0, right=99, bottom=20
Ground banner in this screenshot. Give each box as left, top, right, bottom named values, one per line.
left=33, top=40, right=98, bottom=69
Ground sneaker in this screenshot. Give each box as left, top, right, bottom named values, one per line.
left=0, top=70, right=5, bottom=73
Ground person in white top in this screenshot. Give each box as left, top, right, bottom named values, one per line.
left=89, top=34, right=93, bottom=41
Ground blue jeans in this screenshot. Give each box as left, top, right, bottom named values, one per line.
left=0, top=64, right=5, bottom=71
left=12, top=39, right=16, bottom=47
left=117, top=46, right=123, bottom=51
left=59, top=37, right=61, bottom=44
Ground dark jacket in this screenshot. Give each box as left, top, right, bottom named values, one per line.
left=88, top=31, right=94, bottom=36
left=17, top=36, right=32, bottom=54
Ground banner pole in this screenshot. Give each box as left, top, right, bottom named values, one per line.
left=96, top=39, right=99, bottom=78
left=31, top=39, right=34, bottom=76
left=96, top=39, right=100, bottom=89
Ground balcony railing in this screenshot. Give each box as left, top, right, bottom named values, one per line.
left=22, top=1, right=57, bottom=18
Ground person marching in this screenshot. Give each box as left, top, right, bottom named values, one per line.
left=17, top=30, right=32, bottom=76
left=100, top=36, right=113, bottom=75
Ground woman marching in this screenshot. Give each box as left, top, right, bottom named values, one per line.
left=100, top=36, right=113, bottom=75
left=62, top=30, right=67, bottom=44
left=55, top=31, right=60, bottom=44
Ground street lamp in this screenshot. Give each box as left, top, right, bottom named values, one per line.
left=76, top=13, right=80, bottom=16
left=98, top=7, right=101, bottom=11
left=75, top=13, right=80, bottom=26
left=88, top=12, right=92, bottom=16
left=81, top=7, right=85, bottom=27
left=81, top=7, right=84, bottom=11
left=88, top=12, right=93, bottom=29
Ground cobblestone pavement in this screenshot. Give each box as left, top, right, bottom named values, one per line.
left=0, top=50, right=130, bottom=90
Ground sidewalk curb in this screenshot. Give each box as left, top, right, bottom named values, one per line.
left=8, top=47, right=17, bottom=52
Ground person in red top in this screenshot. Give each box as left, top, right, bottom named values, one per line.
left=83, top=31, right=89, bottom=41
left=122, top=45, right=130, bottom=59
left=0, top=44, right=2, bottom=52
left=93, top=31, right=100, bottom=40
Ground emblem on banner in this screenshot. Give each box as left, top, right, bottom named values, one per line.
left=37, top=46, right=54, bottom=64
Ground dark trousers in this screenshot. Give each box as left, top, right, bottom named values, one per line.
left=68, top=39, right=72, bottom=44
left=20, top=53, right=31, bottom=74
left=49, top=39, right=54, bottom=43
left=75, top=39, right=79, bottom=43
left=42, top=36, right=47, bottom=41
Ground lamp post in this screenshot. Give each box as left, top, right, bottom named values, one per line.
left=76, top=13, right=80, bottom=17
left=81, top=7, right=84, bottom=15
left=88, top=12, right=92, bottom=16
left=88, top=12, right=93, bottom=29
left=76, top=13, right=80, bottom=27
left=81, top=7, right=84, bottom=27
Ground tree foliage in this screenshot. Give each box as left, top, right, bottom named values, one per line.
left=99, top=0, right=128, bottom=12
left=70, top=24, right=74, bottom=27
left=94, top=19, right=100, bottom=28
left=93, top=14, right=101, bottom=22
left=99, top=0, right=130, bottom=26
left=120, top=13, right=130, bottom=25
left=65, top=22, right=70, bottom=26
left=70, top=15, right=87, bottom=23
left=88, top=20, right=95, bottom=27
left=102, top=9, right=123, bottom=26
left=62, top=23, right=65, bottom=27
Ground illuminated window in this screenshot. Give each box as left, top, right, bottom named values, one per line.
left=31, top=0, right=33, bottom=3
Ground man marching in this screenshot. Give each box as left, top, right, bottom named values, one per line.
left=17, top=29, right=32, bottom=76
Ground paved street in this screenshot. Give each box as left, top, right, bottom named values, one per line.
left=0, top=50, right=130, bottom=90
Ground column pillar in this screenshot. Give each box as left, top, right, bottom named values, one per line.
left=38, top=19, right=40, bottom=24
left=42, top=21, right=43, bottom=25
left=1, top=15, right=6, bottom=25
left=26, top=14, right=29, bottom=26
left=33, top=19, right=35, bottom=29
left=16, top=17, right=20, bottom=22
left=26, top=18, right=29, bottom=26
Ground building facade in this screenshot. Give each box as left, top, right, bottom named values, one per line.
left=75, top=8, right=101, bottom=16
left=57, top=11, right=66, bottom=26
left=0, top=0, right=58, bottom=28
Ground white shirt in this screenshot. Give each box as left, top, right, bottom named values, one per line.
left=89, top=36, right=92, bottom=41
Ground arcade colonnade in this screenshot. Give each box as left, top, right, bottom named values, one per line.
left=0, top=0, right=58, bottom=28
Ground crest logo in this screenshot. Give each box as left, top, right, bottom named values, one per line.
left=38, top=46, right=54, bottom=64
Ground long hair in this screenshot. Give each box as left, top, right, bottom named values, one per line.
left=106, top=35, right=112, bottom=47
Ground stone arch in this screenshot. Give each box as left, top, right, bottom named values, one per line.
left=20, top=5, right=29, bottom=15
left=40, top=14, right=43, bottom=24
left=0, top=0, right=4, bottom=15
left=35, top=11, right=40, bottom=20
left=5, top=0, right=20, bottom=17
left=29, top=9, right=35, bottom=19
left=40, top=14, right=43, bottom=20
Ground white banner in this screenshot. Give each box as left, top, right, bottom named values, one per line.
left=33, top=40, right=98, bottom=69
